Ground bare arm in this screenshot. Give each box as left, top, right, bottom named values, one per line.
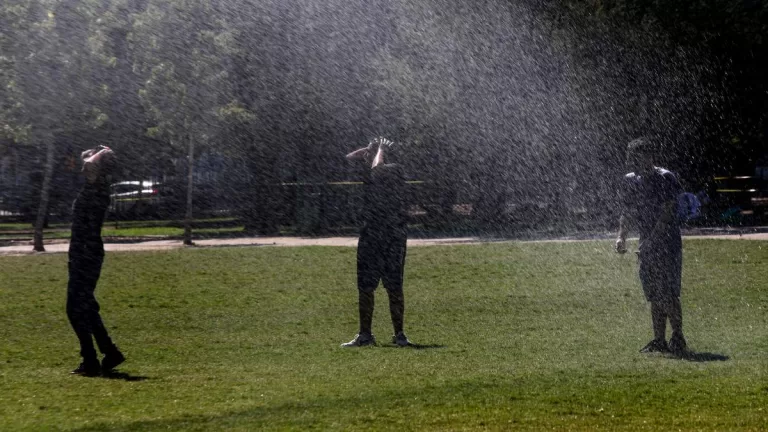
left=371, top=144, right=385, bottom=168
left=83, top=146, right=114, bottom=183
left=618, top=214, right=629, bottom=240
left=371, top=137, right=393, bottom=169
left=346, top=147, right=369, bottom=162
left=615, top=177, right=630, bottom=253
left=615, top=214, right=629, bottom=253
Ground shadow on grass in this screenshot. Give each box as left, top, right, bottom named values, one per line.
left=668, top=351, right=729, bottom=362
left=65, top=371, right=756, bottom=432
left=68, top=378, right=501, bottom=432
left=101, top=371, right=150, bottom=381
left=379, top=343, right=446, bottom=350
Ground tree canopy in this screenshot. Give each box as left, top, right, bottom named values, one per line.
left=1, top=0, right=766, bottom=234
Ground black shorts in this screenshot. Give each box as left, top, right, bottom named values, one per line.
left=357, top=229, right=407, bottom=293
left=637, top=249, right=682, bottom=302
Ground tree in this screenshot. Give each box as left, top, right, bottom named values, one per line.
left=216, top=9, right=280, bottom=234
left=88, top=0, right=158, bottom=181
left=2, top=0, right=107, bottom=251
left=560, top=0, right=768, bottom=178
left=132, top=0, right=236, bottom=244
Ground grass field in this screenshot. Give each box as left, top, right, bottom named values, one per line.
left=1, top=240, right=766, bottom=431
left=0, top=219, right=244, bottom=241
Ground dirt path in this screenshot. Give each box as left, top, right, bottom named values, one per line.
left=0, top=236, right=482, bottom=256
left=2, top=231, right=768, bottom=256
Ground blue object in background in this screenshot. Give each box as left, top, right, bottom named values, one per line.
left=677, top=192, right=702, bottom=221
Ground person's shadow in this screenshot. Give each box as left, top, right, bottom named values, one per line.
left=380, top=343, right=446, bottom=350
left=669, top=350, right=729, bottom=362
left=101, top=370, right=150, bottom=381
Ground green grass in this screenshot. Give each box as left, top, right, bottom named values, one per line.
left=0, top=218, right=237, bottom=231
left=101, top=226, right=244, bottom=238
left=0, top=222, right=31, bottom=230
left=0, top=223, right=244, bottom=240
left=1, top=240, right=766, bottom=431
left=0, top=230, right=71, bottom=240
left=0, top=222, right=70, bottom=230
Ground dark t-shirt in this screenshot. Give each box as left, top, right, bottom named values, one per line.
left=362, top=163, right=408, bottom=233
left=69, top=181, right=110, bottom=257
left=621, top=167, right=683, bottom=253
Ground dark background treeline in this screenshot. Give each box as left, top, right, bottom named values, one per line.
left=1, top=0, right=766, bottom=243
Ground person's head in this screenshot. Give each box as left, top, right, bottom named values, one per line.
left=625, top=137, right=655, bottom=175
left=81, top=145, right=116, bottom=183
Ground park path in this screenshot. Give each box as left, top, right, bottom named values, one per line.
left=0, top=236, right=481, bottom=256
left=2, top=230, right=768, bottom=256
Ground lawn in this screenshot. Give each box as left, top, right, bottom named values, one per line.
left=0, top=218, right=244, bottom=240
left=0, top=240, right=766, bottom=431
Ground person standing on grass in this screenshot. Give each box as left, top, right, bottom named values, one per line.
left=615, top=137, right=688, bottom=355
left=68, top=145, right=125, bottom=376
left=341, top=137, right=411, bottom=347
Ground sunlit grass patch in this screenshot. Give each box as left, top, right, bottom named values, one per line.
left=0, top=219, right=245, bottom=241
left=102, top=226, right=244, bottom=238
left=0, top=240, right=766, bottom=430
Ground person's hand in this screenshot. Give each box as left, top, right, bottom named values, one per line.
left=615, top=237, right=627, bottom=254
left=378, top=137, right=394, bottom=150
left=365, top=139, right=378, bottom=155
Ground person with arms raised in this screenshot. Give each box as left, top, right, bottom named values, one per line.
left=342, top=137, right=411, bottom=348
left=68, top=145, right=125, bottom=376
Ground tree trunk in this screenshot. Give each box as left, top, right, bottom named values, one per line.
left=183, top=134, right=195, bottom=245
left=242, top=145, right=281, bottom=235
left=33, top=138, right=55, bottom=252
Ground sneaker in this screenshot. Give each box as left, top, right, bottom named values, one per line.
left=102, top=351, right=126, bottom=372
left=639, top=338, right=669, bottom=353
left=669, top=333, right=687, bottom=355
left=392, top=332, right=410, bottom=347
left=71, top=361, right=101, bottom=377
left=340, top=333, right=376, bottom=348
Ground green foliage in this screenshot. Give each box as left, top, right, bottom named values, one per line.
left=569, top=0, right=768, bottom=49
left=3, top=0, right=107, bottom=140
left=216, top=101, right=255, bottom=124
left=1, top=0, right=767, bottom=231
left=132, top=0, right=234, bottom=145
left=563, top=0, right=768, bottom=174
left=1, top=240, right=766, bottom=430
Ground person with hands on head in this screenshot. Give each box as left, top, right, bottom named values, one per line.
left=615, top=137, right=689, bottom=355
left=342, top=137, right=411, bottom=348
left=68, top=145, right=125, bottom=376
